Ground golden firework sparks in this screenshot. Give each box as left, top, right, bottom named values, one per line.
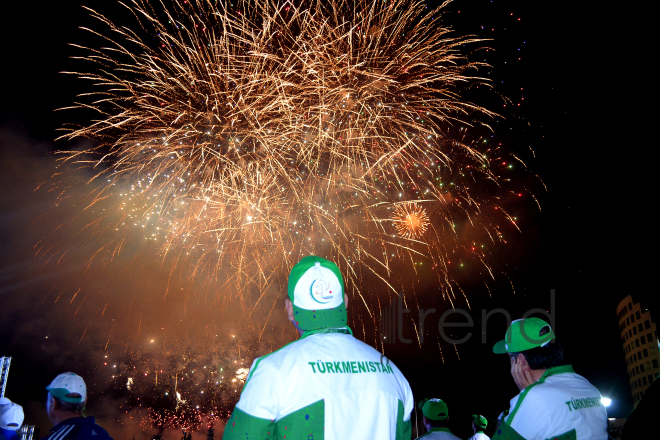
left=56, top=0, right=518, bottom=320
left=44, top=0, right=537, bottom=429
left=393, top=203, right=429, bottom=239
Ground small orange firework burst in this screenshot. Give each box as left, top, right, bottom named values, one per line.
left=393, top=203, right=429, bottom=239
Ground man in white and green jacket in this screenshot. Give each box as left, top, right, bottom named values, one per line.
left=468, top=414, right=489, bottom=440
left=491, top=318, right=607, bottom=440
left=223, top=256, right=414, bottom=440
left=415, top=399, right=462, bottom=440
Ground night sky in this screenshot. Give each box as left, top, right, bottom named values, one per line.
left=0, top=1, right=652, bottom=439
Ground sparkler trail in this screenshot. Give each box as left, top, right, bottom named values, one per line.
left=50, top=0, right=536, bottom=429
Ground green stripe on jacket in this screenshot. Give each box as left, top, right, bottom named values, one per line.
left=222, top=400, right=325, bottom=440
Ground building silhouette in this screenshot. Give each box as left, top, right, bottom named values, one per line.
left=616, top=295, right=660, bottom=405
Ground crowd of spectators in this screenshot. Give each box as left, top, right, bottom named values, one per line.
left=4, top=255, right=653, bottom=439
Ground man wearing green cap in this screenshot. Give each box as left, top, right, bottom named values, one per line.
left=491, top=318, right=607, bottom=440
left=415, top=398, right=461, bottom=440
left=223, top=256, right=414, bottom=440
left=468, top=415, right=489, bottom=440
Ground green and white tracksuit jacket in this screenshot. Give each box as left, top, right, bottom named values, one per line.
left=223, top=328, right=414, bottom=440
left=415, top=427, right=463, bottom=440
left=492, top=365, right=607, bottom=440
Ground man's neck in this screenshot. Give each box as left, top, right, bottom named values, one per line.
left=530, top=368, right=547, bottom=383
left=425, top=423, right=449, bottom=432
left=51, top=412, right=83, bottom=427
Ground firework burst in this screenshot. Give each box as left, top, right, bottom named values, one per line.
left=45, top=0, right=540, bottom=430
left=393, top=202, right=429, bottom=239
left=58, top=0, right=509, bottom=301
left=49, top=0, right=538, bottom=351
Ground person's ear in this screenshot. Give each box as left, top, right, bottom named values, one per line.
left=344, top=293, right=349, bottom=309
left=285, top=298, right=295, bottom=322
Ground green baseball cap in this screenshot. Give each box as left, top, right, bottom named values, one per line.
left=422, top=399, right=448, bottom=421
left=492, top=317, right=555, bottom=354
left=418, top=397, right=430, bottom=411
left=472, top=414, right=487, bottom=429
left=288, top=256, right=347, bottom=331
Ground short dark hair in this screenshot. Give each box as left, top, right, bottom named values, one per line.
left=52, top=394, right=85, bottom=413
left=510, top=339, right=564, bottom=370
left=425, top=417, right=448, bottom=428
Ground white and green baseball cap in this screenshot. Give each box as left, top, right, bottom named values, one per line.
left=46, top=372, right=87, bottom=403
left=288, top=256, right=347, bottom=331
left=492, top=317, right=555, bottom=354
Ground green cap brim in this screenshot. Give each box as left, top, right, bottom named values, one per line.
left=493, top=340, right=508, bottom=354
left=292, top=303, right=347, bottom=331
left=48, top=388, right=84, bottom=403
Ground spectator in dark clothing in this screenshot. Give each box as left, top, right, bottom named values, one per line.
left=42, top=372, right=113, bottom=440
left=623, top=374, right=659, bottom=439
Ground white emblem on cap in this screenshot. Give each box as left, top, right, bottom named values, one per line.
left=310, top=279, right=333, bottom=304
